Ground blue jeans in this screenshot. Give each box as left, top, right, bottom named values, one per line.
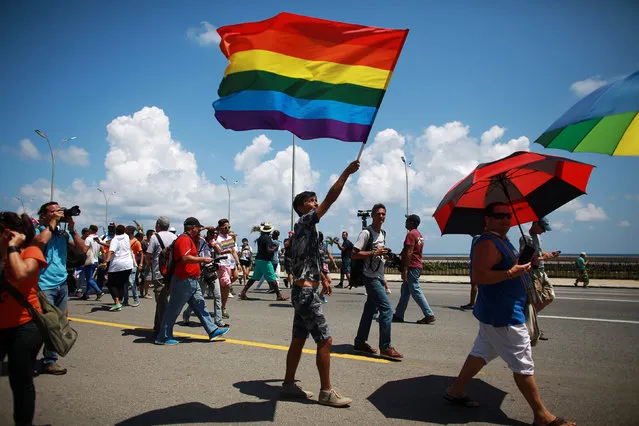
left=157, top=276, right=218, bottom=341
left=41, top=282, right=68, bottom=364
left=182, top=277, right=223, bottom=325
left=123, top=269, right=140, bottom=304
left=83, top=263, right=102, bottom=295
left=394, top=268, right=434, bottom=319
left=355, top=276, right=392, bottom=351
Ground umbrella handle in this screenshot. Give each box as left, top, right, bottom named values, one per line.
left=498, top=177, right=527, bottom=241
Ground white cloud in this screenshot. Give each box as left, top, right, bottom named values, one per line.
left=234, top=135, right=272, bottom=171
left=20, top=138, right=41, bottom=159
left=619, top=220, right=631, bottom=227
left=575, top=203, right=608, bottom=221
left=59, top=146, right=89, bottom=166
left=187, top=21, right=221, bottom=46
left=570, top=76, right=608, bottom=97
left=557, top=198, right=584, bottom=212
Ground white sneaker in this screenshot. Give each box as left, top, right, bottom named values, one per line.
left=385, top=288, right=392, bottom=294
left=318, top=388, right=352, bottom=407
left=228, top=293, right=235, bottom=298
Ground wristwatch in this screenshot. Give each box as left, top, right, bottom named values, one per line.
left=7, top=246, right=20, bottom=254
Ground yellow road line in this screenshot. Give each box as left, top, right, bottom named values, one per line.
left=69, top=316, right=390, bottom=364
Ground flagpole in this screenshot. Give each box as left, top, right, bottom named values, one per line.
left=291, top=134, right=296, bottom=231
left=356, top=142, right=365, bottom=161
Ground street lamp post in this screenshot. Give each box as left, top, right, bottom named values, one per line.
left=34, top=130, right=77, bottom=201
left=97, top=188, right=116, bottom=231
left=220, top=176, right=238, bottom=222
left=401, top=155, right=412, bottom=217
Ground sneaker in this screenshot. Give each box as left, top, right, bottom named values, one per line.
left=96, top=292, right=104, bottom=301
left=154, top=339, right=179, bottom=346
left=460, top=304, right=474, bottom=310
left=209, top=327, right=230, bottom=340
left=109, top=303, right=122, bottom=312
left=130, top=301, right=140, bottom=307
left=281, top=382, right=313, bottom=399
left=380, top=346, right=403, bottom=361
left=143, top=295, right=153, bottom=299
left=416, top=315, right=436, bottom=324
left=42, top=362, right=67, bottom=375
left=80, top=294, right=89, bottom=300
left=392, top=314, right=404, bottom=323
left=239, top=292, right=248, bottom=300
left=335, top=283, right=344, bottom=288
left=228, top=293, right=235, bottom=298
left=353, top=342, right=378, bottom=355
left=318, top=388, right=352, bottom=407
left=385, top=288, right=392, bottom=294
left=320, top=296, right=328, bottom=304
left=222, top=310, right=230, bottom=319
left=215, top=322, right=229, bottom=328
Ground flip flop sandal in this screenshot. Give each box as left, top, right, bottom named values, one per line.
left=443, top=393, right=480, bottom=408
left=532, top=417, right=570, bottom=426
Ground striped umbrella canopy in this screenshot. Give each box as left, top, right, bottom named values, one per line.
left=535, top=70, right=639, bottom=156
left=433, top=151, right=595, bottom=237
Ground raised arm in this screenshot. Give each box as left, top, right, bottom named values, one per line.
left=317, top=161, right=359, bottom=219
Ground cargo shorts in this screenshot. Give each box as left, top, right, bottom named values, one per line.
left=291, top=286, right=330, bottom=344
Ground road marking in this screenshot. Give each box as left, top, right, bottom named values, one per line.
left=539, top=315, right=639, bottom=324
left=555, top=297, right=639, bottom=303
left=69, top=317, right=391, bottom=364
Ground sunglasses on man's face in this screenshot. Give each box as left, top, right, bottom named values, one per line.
left=489, top=213, right=512, bottom=220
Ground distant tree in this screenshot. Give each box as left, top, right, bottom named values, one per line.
left=250, top=225, right=261, bottom=233
left=326, top=236, right=340, bottom=247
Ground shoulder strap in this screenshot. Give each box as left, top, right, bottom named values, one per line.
left=156, top=233, right=165, bottom=250
left=0, top=273, right=40, bottom=318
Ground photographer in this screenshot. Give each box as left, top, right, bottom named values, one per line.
left=33, top=202, right=87, bottom=376
left=351, top=203, right=403, bottom=361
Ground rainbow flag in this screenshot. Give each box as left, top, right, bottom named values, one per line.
left=213, top=13, right=408, bottom=142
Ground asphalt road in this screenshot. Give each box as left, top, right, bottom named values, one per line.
left=1, top=281, right=638, bottom=426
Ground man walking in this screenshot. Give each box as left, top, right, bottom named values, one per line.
left=146, top=216, right=177, bottom=338
left=335, top=231, right=353, bottom=288
left=352, top=203, right=403, bottom=361
left=446, top=202, right=575, bottom=426
left=392, top=214, right=436, bottom=324
left=81, top=224, right=105, bottom=300
left=574, top=252, right=589, bottom=287
left=239, top=223, right=288, bottom=301
left=155, top=217, right=229, bottom=345
left=33, top=202, right=88, bottom=375
left=281, top=160, right=358, bottom=407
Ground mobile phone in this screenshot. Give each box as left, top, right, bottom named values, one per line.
left=518, top=244, right=535, bottom=265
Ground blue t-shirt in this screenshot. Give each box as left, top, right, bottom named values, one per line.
left=36, top=225, right=73, bottom=290
left=472, top=233, right=528, bottom=327
left=271, top=240, right=281, bottom=263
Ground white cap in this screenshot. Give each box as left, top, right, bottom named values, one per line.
left=580, top=252, right=587, bottom=257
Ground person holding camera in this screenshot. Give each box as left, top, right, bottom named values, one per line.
left=32, top=202, right=87, bottom=376
left=352, top=203, right=403, bottom=361
left=392, top=214, right=436, bottom=325
left=0, top=212, right=48, bottom=426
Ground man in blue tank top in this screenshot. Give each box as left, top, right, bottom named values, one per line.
left=445, top=202, right=575, bottom=426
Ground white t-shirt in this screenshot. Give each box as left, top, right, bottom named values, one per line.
left=214, top=234, right=236, bottom=268
left=146, top=231, right=178, bottom=280
left=108, top=234, right=134, bottom=273
left=354, top=227, right=386, bottom=280
left=84, top=234, right=100, bottom=264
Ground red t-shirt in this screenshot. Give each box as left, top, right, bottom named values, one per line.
left=1, top=246, right=48, bottom=328
left=404, top=229, right=424, bottom=269
left=173, top=235, right=200, bottom=279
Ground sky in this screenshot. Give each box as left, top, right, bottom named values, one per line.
left=1, top=0, right=638, bottom=254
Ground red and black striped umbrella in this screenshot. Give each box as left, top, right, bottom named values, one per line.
left=433, top=151, right=595, bottom=235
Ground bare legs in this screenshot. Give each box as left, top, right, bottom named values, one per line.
left=284, top=336, right=332, bottom=391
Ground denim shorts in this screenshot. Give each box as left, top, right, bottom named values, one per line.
left=291, top=286, right=330, bottom=344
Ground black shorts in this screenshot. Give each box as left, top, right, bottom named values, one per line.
left=239, top=259, right=251, bottom=267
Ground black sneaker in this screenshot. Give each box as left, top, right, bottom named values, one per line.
left=416, top=315, right=436, bottom=324
left=353, top=342, right=378, bottom=355
left=392, top=315, right=404, bottom=323
left=335, top=283, right=344, bottom=288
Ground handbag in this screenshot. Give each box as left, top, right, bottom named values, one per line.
left=1, top=273, right=78, bottom=356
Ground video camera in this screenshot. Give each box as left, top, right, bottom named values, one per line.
left=60, top=205, right=81, bottom=222
left=384, top=249, right=402, bottom=269
left=357, top=209, right=372, bottom=229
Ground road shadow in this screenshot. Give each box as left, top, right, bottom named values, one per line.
left=115, top=401, right=276, bottom=425
left=234, top=379, right=314, bottom=405
left=121, top=327, right=156, bottom=343
left=368, top=374, right=528, bottom=425
left=268, top=303, right=293, bottom=308
left=330, top=343, right=381, bottom=360
left=89, top=305, right=113, bottom=313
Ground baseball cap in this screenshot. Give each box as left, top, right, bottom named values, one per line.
left=580, top=252, right=587, bottom=257
left=184, top=217, right=203, bottom=228
left=536, top=217, right=551, bottom=231
left=156, top=216, right=170, bottom=228
left=406, top=214, right=421, bottom=226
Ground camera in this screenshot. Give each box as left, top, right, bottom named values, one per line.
left=384, top=249, right=402, bottom=269
left=60, top=205, right=81, bottom=222
left=357, top=209, right=372, bottom=229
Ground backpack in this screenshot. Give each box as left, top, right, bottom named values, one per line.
left=156, top=233, right=176, bottom=281
left=349, top=226, right=386, bottom=287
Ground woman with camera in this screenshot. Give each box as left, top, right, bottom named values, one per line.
left=0, top=212, right=48, bottom=426
left=102, top=224, right=133, bottom=311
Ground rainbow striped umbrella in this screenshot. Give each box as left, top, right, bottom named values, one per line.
left=535, top=70, right=639, bottom=156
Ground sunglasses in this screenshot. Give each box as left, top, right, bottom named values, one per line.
left=489, top=213, right=512, bottom=220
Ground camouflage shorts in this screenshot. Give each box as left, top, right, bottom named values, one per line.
left=291, top=286, right=330, bottom=344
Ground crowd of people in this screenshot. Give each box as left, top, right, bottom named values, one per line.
left=0, top=160, right=578, bottom=425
